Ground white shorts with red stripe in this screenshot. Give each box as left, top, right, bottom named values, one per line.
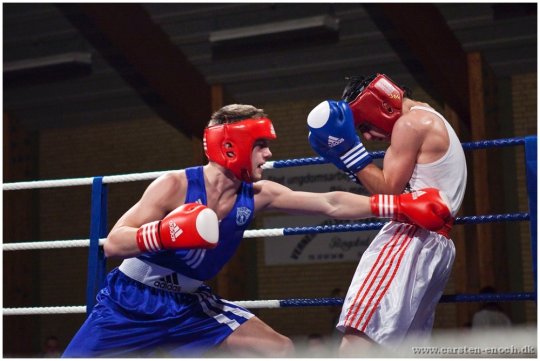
left=336, top=221, right=455, bottom=346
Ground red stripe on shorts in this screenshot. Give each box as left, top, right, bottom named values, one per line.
left=357, top=225, right=417, bottom=331
left=344, top=223, right=408, bottom=327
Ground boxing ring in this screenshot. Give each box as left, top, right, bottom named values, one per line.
left=3, top=136, right=537, bottom=322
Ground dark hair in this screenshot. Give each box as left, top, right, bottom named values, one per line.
left=341, top=75, right=377, bottom=102
left=208, top=104, right=267, bottom=126
left=341, top=74, right=413, bottom=102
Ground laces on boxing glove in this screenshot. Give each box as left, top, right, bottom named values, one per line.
left=346, top=171, right=361, bottom=184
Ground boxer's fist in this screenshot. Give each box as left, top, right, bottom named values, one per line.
left=307, top=100, right=372, bottom=175
left=308, top=131, right=362, bottom=184
left=371, top=188, right=454, bottom=237
left=136, top=203, right=219, bottom=253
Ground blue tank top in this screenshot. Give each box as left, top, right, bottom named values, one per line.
left=137, top=166, right=254, bottom=280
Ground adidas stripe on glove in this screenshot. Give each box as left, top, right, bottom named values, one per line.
left=370, top=188, right=454, bottom=237
left=136, top=203, right=219, bottom=253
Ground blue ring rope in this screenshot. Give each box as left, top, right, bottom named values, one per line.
left=278, top=292, right=536, bottom=308
left=439, top=292, right=536, bottom=303
left=272, top=137, right=526, bottom=168
left=281, top=212, right=529, bottom=235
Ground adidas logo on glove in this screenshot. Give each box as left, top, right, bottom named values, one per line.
left=169, top=221, right=183, bottom=242
left=327, top=135, right=344, bottom=147
left=411, top=190, right=427, bottom=200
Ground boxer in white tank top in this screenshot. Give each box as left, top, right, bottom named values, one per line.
left=336, top=104, right=466, bottom=348
left=308, top=74, right=467, bottom=355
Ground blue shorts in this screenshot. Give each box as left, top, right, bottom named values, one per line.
left=62, top=268, right=254, bottom=357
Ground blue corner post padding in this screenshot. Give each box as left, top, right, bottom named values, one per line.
left=86, top=176, right=108, bottom=316
left=524, top=136, right=537, bottom=298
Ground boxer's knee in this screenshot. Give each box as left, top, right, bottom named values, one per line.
left=339, top=327, right=376, bottom=357
left=247, top=331, right=294, bottom=357
left=270, top=334, right=295, bottom=357
left=217, top=317, right=295, bottom=357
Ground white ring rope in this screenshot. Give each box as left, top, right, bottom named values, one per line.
left=1, top=165, right=284, bottom=191
left=3, top=170, right=170, bottom=190
left=243, top=228, right=285, bottom=238
left=3, top=229, right=285, bottom=251
left=3, top=306, right=87, bottom=315
left=236, top=300, right=281, bottom=308
left=2, top=239, right=106, bottom=251
left=261, top=161, right=274, bottom=169
left=3, top=300, right=281, bottom=315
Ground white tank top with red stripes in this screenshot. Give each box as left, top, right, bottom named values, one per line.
left=407, top=106, right=467, bottom=216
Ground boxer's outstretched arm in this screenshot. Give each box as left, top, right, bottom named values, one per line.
left=254, top=181, right=453, bottom=234
left=254, top=179, right=372, bottom=219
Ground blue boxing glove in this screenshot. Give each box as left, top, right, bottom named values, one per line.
left=308, top=128, right=359, bottom=183
left=307, top=100, right=372, bottom=177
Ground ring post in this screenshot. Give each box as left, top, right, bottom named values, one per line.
left=86, top=177, right=108, bottom=315
left=524, top=136, right=537, bottom=297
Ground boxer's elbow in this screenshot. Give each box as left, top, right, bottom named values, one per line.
left=103, top=235, right=119, bottom=258
left=103, top=228, right=136, bottom=259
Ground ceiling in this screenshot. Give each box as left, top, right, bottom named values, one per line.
left=3, top=3, right=537, bottom=137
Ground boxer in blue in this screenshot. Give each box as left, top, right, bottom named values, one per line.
left=62, top=104, right=453, bottom=357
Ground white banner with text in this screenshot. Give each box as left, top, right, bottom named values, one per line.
left=262, top=162, right=381, bottom=265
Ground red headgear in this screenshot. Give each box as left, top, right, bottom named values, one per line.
left=203, top=118, right=276, bottom=183
left=348, top=74, right=404, bottom=136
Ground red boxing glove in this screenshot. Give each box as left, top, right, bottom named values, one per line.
left=136, top=203, right=219, bottom=253
left=371, top=188, right=454, bottom=237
